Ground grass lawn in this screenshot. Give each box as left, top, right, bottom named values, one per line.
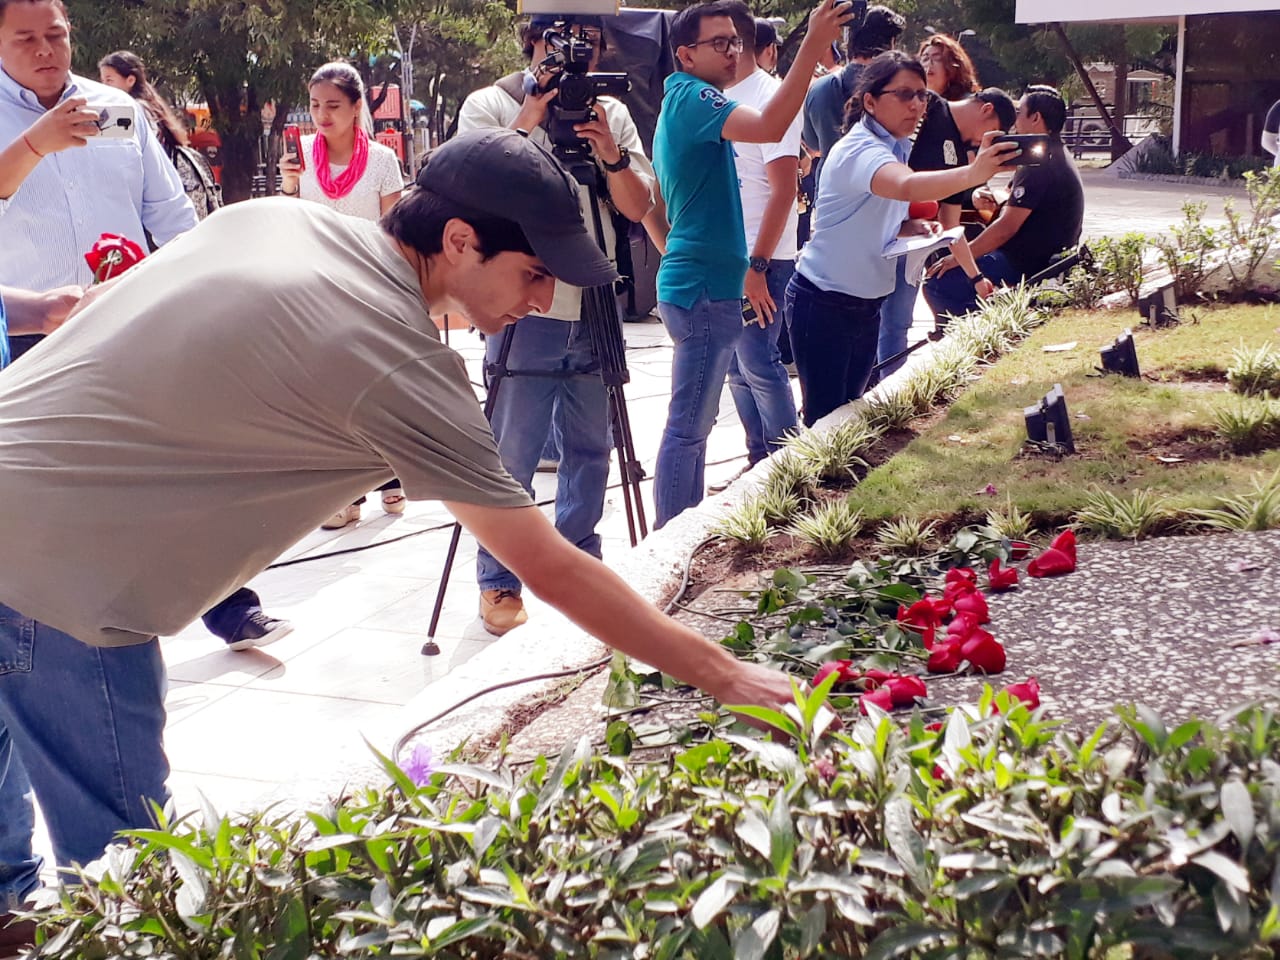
left=848, top=302, right=1280, bottom=525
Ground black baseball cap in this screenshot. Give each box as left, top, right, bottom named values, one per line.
left=415, top=129, right=617, bottom=289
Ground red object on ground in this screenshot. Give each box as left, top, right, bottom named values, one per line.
left=1002, top=678, right=1041, bottom=710
left=988, top=558, right=1019, bottom=591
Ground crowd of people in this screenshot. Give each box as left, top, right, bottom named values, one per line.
left=0, top=0, right=1090, bottom=950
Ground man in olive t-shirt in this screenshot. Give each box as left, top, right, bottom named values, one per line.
left=0, top=129, right=796, bottom=933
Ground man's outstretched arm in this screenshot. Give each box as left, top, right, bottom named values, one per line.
left=445, top=501, right=797, bottom=720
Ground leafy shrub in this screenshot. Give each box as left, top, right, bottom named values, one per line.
left=1212, top=396, right=1280, bottom=454
left=1153, top=200, right=1221, bottom=302
left=1222, top=168, right=1280, bottom=297
left=788, top=419, right=880, bottom=484
left=713, top=497, right=770, bottom=549
left=1073, top=486, right=1177, bottom=540
left=873, top=516, right=939, bottom=556
left=1057, top=262, right=1112, bottom=309
left=788, top=496, right=864, bottom=555
left=1093, top=232, right=1149, bottom=305
left=1192, top=468, right=1280, bottom=531
left=1227, top=341, right=1280, bottom=398
left=26, top=697, right=1280, bottom=959
left=984, top=499, right=1036, bottom=541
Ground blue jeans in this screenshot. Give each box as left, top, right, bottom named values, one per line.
left=876, top=257, right=917, bottom=379
left=654, top=294, right=744, bottom=528
left=922, top=250, right=1021, bottom=323
left=476, top=315, right=611, bottom=592
left=785, top=272, right=884, bottom=427
left=0, top=602, right=169, bottom=906
left=728, top=259, right=798, bottom=464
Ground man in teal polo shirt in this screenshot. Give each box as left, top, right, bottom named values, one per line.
left=650, top=0, right=850, bottom=528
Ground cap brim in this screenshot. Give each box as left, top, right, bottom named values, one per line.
left=526, top=223, right=620, bottom=289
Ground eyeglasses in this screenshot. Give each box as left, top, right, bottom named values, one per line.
left=878, top=88, right=929, bottom=103
left=686, top=35, right=744, bottom=54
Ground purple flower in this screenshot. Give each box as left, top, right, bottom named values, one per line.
left=1251, top=627, right=1280, bottom=646
left=401, top=744, right=436, bottom=786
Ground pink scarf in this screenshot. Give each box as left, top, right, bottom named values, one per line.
left=313, top=127, right=370, bottom=200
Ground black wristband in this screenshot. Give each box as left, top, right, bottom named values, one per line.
left=601, top=147, right=631, bottom=172
left=969, top=273, right=986, bottom=288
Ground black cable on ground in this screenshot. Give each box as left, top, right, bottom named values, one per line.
left=390, top=533, right=724, bottom=765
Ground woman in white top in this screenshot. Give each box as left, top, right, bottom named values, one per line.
left=279, top=61, right=406, bottom=528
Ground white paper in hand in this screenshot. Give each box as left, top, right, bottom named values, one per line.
left=882, top=226, right=966, bottom=286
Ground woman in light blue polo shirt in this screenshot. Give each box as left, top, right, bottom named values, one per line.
left=786, top=51, right=1012, bottom=426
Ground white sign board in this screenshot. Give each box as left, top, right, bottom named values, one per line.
left=1016, top=0, right=1278, bottom=22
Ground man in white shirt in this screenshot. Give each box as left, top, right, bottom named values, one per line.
left=1263, top=99, right=1280, bottom=168
left=455, top=14, right=655, bottom=636
left=718, top=6, right=799, bottom=482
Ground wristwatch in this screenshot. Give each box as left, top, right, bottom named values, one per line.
left=601, top=147, right=631, bottom=172
left=749, top=256, right=769, bottom=274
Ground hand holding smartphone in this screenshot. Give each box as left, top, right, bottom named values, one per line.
left=282, top=124, right=305, bottom=171
left=991, top=133, right=1049, bottom=167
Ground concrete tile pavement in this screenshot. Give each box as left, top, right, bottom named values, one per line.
left=28, top=169, right=1249, bottom=877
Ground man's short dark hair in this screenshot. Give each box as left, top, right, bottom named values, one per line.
left=720, top=0, right=754, bottom=52
left=0, top=0, right=67, bottom=24
left=670, top=0, right=742, bottom=56
left=381, top=188, right=535, bottom=261
left=753, top=18, right=778, bottom=56
left=847, top=5, right=904, bottom=60
left=1023, top=84, right=1067, bottom=136
left=974, top=87, right=1016, bottom=133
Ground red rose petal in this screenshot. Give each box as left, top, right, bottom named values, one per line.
left=1027, top=546, right=1076, bottom=577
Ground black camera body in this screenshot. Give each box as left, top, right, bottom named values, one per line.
left=539, top=24, right=629, bottom=158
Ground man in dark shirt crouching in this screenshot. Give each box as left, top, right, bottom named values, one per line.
left=922, top=85, right=1084, bottom=321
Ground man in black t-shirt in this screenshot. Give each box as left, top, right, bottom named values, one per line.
left=874, top=87, right=1014, bottom=378
left=1262, top=99, right=1280, bottom=167
left=922, top=85, right=1083, bottom=322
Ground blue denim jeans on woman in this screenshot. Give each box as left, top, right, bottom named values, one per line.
left=654, top=294, right=744, bottom=528
left=0, top=602, right=169, bottom=907
left=475, top=315, right=612, bottom=592
left=785, top=272, right=884, bottom=427
left=727, top=259, right=799, bottom=464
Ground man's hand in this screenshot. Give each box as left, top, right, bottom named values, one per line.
left=573, top=112, right=622, bottom=166
left=926, top=253, right=958, bottom=279
left=39, top=285, right=84, bottom=333
left=744, top=268, right=775, bottom=327
left=24, top=97, right=99, bottom=156
left=972, top=185, right=1000, bottom=221
left=513, top=85, right=558, bottom=133
left=709, top=661, right=805, bottom=733
left=800, top=0, right=855, bottom=57
left=975, top=277, right=996, bottom=299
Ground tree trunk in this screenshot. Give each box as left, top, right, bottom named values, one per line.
left=1111, top=29, right=1129, bottom=162
left=205, top=81, right=263, bottom=205
left=1050, top=22, right=1132, bottom=158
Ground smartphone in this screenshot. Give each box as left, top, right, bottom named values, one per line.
left=992, top=133, right=1050, bottom=167
left=843, top=0, right=867, bottom=27
left=94, top=105, right=135, bottom=139
left=741, top=297, right=758, bottom=326
left=283, top=124, right=305, bottom=171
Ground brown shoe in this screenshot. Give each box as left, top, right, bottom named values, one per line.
left=479, top=589, right=527, bottom=636
left=0, top=912, right=36, bottom=958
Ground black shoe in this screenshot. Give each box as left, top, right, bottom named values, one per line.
left=0, top=913, right=36, bottom=958
left=225, top=612, right=293, bottom=651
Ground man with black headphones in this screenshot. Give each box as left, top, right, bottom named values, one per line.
left=455, top=14, right=655, bottom=637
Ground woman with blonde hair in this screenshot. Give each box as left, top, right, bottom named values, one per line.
left=279, top=61, right=407, bottom=527
left=918, top=34, right=979, bottom=100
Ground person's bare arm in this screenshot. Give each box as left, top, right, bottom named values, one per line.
left=1, top=285, right=84, bottom=334
left=642, top=179, right=669, bottom=255
left=720, top=0, right=849, bottom=145
left=938, top=202, right=962, bottom=230
left=0, top=98, right=100, bottom=201
left=743, top=156, right=799, bottom=325
left=445, top=501, right=797, bottom=719
left=380, top=191, right=403, bottom=216
left=871, top=132, right=1015, bottom=203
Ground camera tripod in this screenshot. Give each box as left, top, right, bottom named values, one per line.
left=421, top=151, right=648, bottom=655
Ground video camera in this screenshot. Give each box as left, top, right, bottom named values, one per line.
left=536, top=21, right=629, bottom=158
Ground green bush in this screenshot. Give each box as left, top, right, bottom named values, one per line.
left=1222, top=169, right=1280, bottom=298
left=27, top=696, right=1280, bottom=958
left=1153, top=200, right=1222, bottom=302
left=1093, top=233, right=1149, bottom=305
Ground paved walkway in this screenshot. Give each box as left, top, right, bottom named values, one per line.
left=28, top=170, right=1261, bottom=872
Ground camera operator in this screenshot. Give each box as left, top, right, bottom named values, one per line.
left=923, top=85, right=1084, bottom=322
left=455, top=14, right=654, bottom=637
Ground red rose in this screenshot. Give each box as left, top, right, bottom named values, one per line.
left=886, top=675, right=928, bottom=706
left=927, top=641, right=963, bottom=673
left=1049, top=529, right=1077, bottom=563
left=814, top=660, right=857, bottom=687
left=960, top=631, right=1006, bottom=674
left=1009, top=540, right=1032, bottom=561
left=859, top=685, right=895, bottom=713
left=943, top=578, right=977, bottom=601
left=1003, top=677, right=1040, bottom=709
left=1028, top=546, right=1075, bottom=577
left=952, top=590, right=990, bottom=624
left=862, top=669, right=896, bottom=689
left=812, top=756, right=837, bottom=783
left=898, top=599, right=943, bottom=648
left=924, top=596, right=955, bottom=620
left=988, top=558, right=1019, bottom=592
left=945, top=567, right=978, bottom=588
left=946, top=613, right=982, bottom=643
left=84, top=233, right=146, bottom=284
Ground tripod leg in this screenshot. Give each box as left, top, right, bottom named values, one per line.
left=423, top=323, right=519, bottom=655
